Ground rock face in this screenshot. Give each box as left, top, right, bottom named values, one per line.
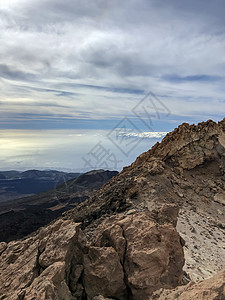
left=0, top=207, right=184, bottom=299
left=0, top=219, right=81, bottom=299
left=153, top=267, right=225, bottom=300
left=24, top=262, right=72, bottom=300
left=88, top=210, right=184, bottom=299
left=83, top=246, right=126, bottom=299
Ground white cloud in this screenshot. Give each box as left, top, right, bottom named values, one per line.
left=118, top=131, right=168, bottom=139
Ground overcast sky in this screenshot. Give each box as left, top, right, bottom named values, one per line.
left=0, top=0, right=224, bottom=171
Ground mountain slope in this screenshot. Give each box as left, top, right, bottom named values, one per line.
left=0, top=119, right=224, bottom=299
left=64, top=119, right=225, bottom=281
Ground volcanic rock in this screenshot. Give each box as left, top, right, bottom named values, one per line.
left=0, top=207, right=184, bottom=299
left=153, top=267, right=225, bottom=299
left=90, top=210, right=184, bottom=299
left=0, top=219, right=81, bottom=299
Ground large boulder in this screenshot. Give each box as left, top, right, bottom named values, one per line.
left=81, top=209, right=184, bottom=300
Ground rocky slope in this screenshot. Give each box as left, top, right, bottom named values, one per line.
left=0, top=205, right=185, bottom=299
left=65, top=119, right=225, bottom=282
left=0, top=119, right=224, bottom=299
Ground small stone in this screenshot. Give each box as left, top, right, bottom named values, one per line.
left=190, top=226, right=196, bottom=233
left=126, top=209, right=136, bottom=215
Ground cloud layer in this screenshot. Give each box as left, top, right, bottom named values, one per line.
left=0, top=0, right=224, bottom=129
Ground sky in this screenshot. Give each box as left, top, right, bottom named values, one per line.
left=0, top=0, right=224, bottom=171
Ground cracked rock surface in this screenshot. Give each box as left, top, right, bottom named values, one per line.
left=0, top=208, right=184, bottom=299
left=89, top=210, right=184, bottom=299
left=0, top=219, right=81, bottom=299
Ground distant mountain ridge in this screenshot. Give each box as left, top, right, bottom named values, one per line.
left=0, top=169, right=118, bottom=242
left=0, top=169, right=81, bottom=202
left=0, top=169, right=81, bottom=179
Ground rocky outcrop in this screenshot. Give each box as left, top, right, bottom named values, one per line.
left=0, top=206, right=184, bottom=299
left=134, top=118, right=225, bottom=169
left=0, top=219, right=81, bottom=299
left=86, top=210, right=184, bottom=299
left=22, top=262, right=72, bottom=300
left=153, top=267, right=225, bottom=299
left=65, top=120, right=225, bottom=223
left=83, top=246, right=126, bottom=299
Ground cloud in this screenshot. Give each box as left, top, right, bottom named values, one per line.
left=0, top=64, right=37, bottom=81
left=0, top=0, right=224, bottom=128
left=163, top=74, right=224, bottom=83
left=117, top=131, right=168, bottom=139
left=1, top=0, right=224, bottom=171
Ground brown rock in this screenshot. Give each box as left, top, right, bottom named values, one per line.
left=93, top=296, right=114, bottom=300
left=24, top=262, right=71, bottom=300
left=83, top=246, right=127, bottom=299
left=148, top=160, right=165, bottom=175
left=0, top=239, right=39, bottom=297
left=154, top=204, right=179, bottom=227
left=214, top=193, right=225, bottom=205
left=0, top=219, right=81, bottom=299
left=153, top=267, right=225, bottom=300
left=122, top=212, right=184, bottom=299
left=89, top=210, right=184, bottom=300
left=95, top=222, right=126, bottom=263
left=38, top=219, right=81, bottom=271
left=93, top=295, right=113, bottom=300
